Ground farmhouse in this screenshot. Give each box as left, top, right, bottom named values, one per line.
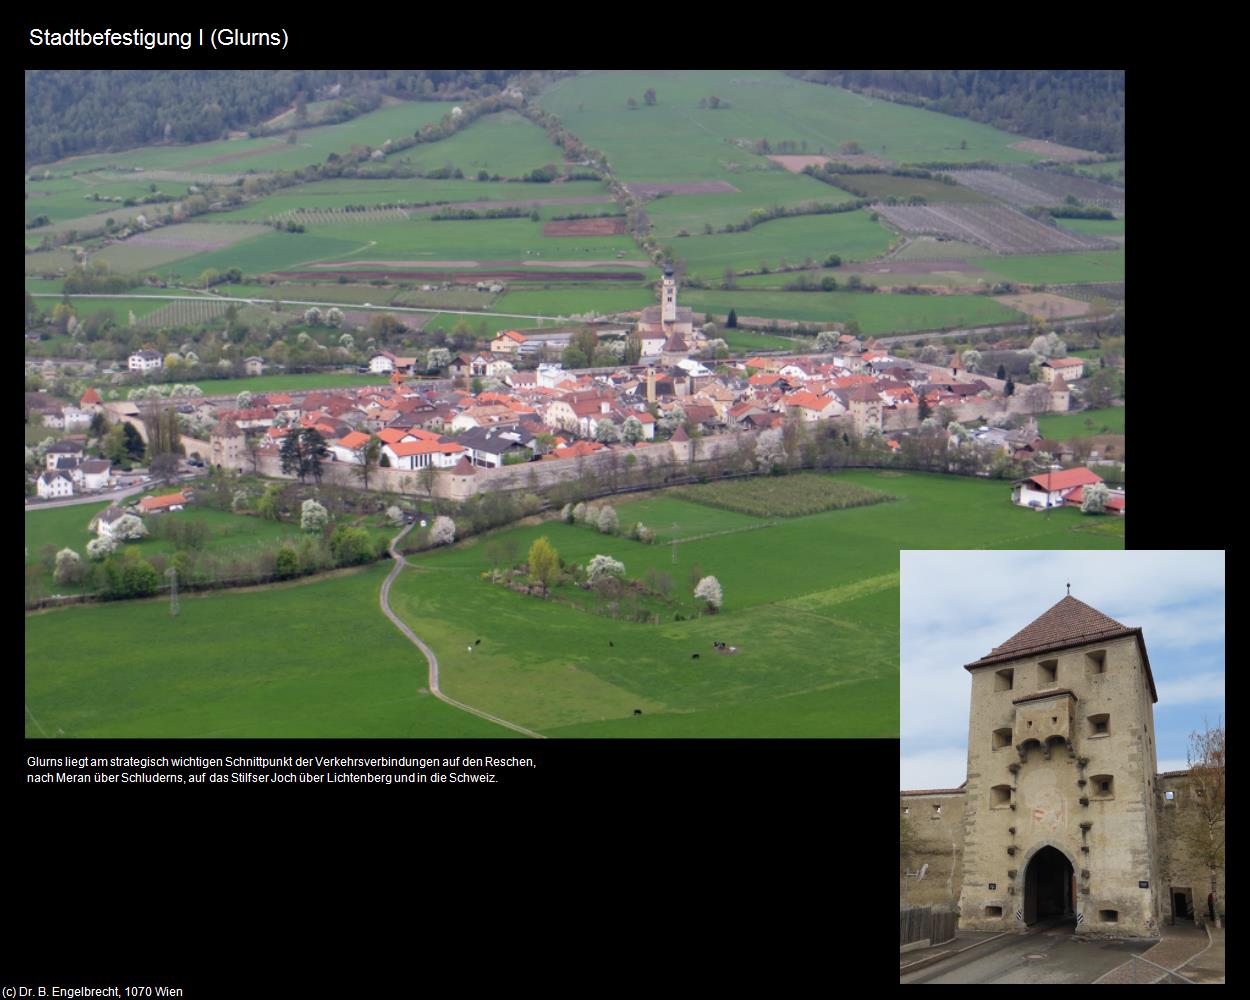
left=1011, top=466, right=1104, bottom=510
left=128, top=349, right=163, bottom=372
left=140, top=492, right=187, bottom=513
left=244, top=356, right=265, bottom=376
left=369, top=351, right=418, bottom=375
left=45, top=440, right=85, bottom=470
left=80, top=459, right=112, bottom=490
left=490, top=330, right=527, bottom=355
left=94, top=505, right=128, bottom=538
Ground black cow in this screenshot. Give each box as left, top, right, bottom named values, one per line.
left=692, top=653, right=700, bottom=659
left=633, top=709, right=642, bottom=717
left=474, top=639, right=481, bottom=645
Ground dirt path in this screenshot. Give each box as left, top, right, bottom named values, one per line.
left=380, top=524, right=544, bottom=739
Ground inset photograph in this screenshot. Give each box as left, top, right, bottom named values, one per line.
left=900, top=550, right=1224, bottom=984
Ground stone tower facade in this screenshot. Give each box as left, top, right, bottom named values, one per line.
left=661, top=268, right=677, bottom=324
left=957, top=595, right=1162, bottom=938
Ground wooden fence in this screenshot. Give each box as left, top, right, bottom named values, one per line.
left=900, top=906, right=958, bottom=948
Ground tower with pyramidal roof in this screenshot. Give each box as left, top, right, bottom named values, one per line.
left=956, top=593, right=1162, bottom=938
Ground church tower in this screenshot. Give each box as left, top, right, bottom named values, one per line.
left=957, top=594, right=1162, bottom=938
left=661, top=268, right=677, bottom=324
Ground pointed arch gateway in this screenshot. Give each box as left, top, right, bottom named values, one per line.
left=1020, top=841, right=1078, bottom=925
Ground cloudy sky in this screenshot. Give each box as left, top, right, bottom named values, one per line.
left=900, top=550, right=1225, bottom=790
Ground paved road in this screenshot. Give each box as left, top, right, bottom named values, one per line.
left=24, top=470, right=209, bottom=511
left=901, top=920, right=1150, bottom=984
left=379, top=523, right=544, bottom=739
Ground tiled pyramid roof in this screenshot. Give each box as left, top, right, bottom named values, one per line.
left=966, top=596, right=1130, bottom=667
left=964, top=595, right=1156, bottom=702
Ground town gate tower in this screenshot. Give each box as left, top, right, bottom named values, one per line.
left=957, top=594, right=1163, bottom=938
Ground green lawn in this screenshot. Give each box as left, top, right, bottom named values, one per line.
left=25, top=173, right=187, bottom=228
left=386, top=471, right=1122, bottom=737
left=24, top=564, right=510, bottom=738
left=33, top=295, right=173, bottom=325
left=495, top=286, right=656, bottom=316
left=670, top=210, right=895, bottom=279
left=88, top=222, right=272, bottom=272
left=97, top=372, right=391, bottom=397
left=1038, top=406, right=1125, bottom=440
left=681, top=289, right=1023, bottom=334
left=150, top=230, right=370, bottom=279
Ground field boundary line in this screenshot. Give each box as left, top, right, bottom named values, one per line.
left=25, top=703, right=50, bottom=738
left=669, top=521, right=779, bottom=545
left=381, top=524, right=544, bottom=739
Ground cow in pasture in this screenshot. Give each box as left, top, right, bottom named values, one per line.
left=633, top=709, right=642, bottom=716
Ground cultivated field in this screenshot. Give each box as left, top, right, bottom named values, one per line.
left=892, top=237, right=990, bottom=261
left=25, top=564, right=510, bottom=738
left=543, top=217, right=626, bottom=236
left=827, top=172, right=992, bottom=204
left=29, top=101, right=457, bottom=176
left=874, top=203, right=1117, bottom=254
left=673, top=210, right=894, bottom=279
left=680, top=288, right=1023, bottom=333
left=669, top=474, right=895, bottom=517
left=1007, top=139, right=1097, bottom=161
left=991, top=291, right=1091, bottom=320
left=968, top=249, right=1124, bottom=285
left=1005, top=166, right=1124, bottom=210
left=136, top=298, right=234, bottom=328
left=538, top=70, right=1045, bottom=184
left=90, top=222, right=272, bottom=272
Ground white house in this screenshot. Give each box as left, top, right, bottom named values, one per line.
left=381, top=438, right=466, bottom=470
left=128, top=349, right=163, bottom=372
left=1041, top=357, right=1086, bottom=383
left=95, top=506, right=128, bottom=538
left=60, top=405, right=93, bottom=430
left=1011, top=467, right=1104, bottom=510
left=45, top=441, right=84, bottom=470
left=80, top=459, right=112, bottom=490
left=330, top=431, right=371, bottom=464
left=37, top=470, right=74, bottom=498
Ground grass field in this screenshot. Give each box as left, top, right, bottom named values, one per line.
left=380, top=110, right=566, bottom=177
left=22, top=471, right=1122, bottom=738
left=495, top=286, right=655, bottom=316
left=1058, top=217, right=1125, bottom=238
left=25, top=174, right=187, bottom=228
left=89, top=222, right=273, bottom=272
left=37, top=295, right=174, bottom=325
left=969, top=249, right=1125, bottom=285
left=150, top=230, right=370, bottom=278
left=826, top=172, right=992, bottom=203
left=24, top=564, right=510, bottom=738
left=643, top=169, right=855, bottom=238
left=97, top=372, right=392, bottom=396
left=211, top=178, right=610, bottom=222
left=681, top=289, right=1023, bottom=333
left=24, top=503, right=308, bottom=595
left=670, top=210, right=895, bottom=279
left=30, top=101, right=457, bottom=176
left=386, top=471, right=1122, bottom=737
left=732, top=267, right=991, bottom=291
left=1038, top=406, right=1125, bottom=440
left=894, top=237, right=995, bottom=261
left=539, top=70, right=1044, bottom=183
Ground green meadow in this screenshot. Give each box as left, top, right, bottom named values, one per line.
left=378, top=110, right=566, bottom=177
left=23, top=471, right=1123, bottom=739
left=211, top=178, right=610, bottom=222
left=539, top=70, right=1044, bottom=183
left=680, top=288, right=1023, bottom=333
left=671, top=210, right=895, bottom=279
left=495, top=286, right=655, bottom=316
left=24, top=564, right=509, bottom=738
left=970, top=249, right=1125, bottom=285
left=387, top=471, right=1123, bottom=737
left=1038, top=406, right=1125, bottom=440
left=1058, top=217, right=1125, bottom=238
left=30, top=101, right=457, bottom=175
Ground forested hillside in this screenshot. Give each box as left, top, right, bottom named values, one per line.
left=791, top=70, right=1124, bottom=155
left=24, top=70, right=519, bottom=166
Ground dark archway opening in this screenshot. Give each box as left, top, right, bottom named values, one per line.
left=1023, top=846, right=1074, bottom=924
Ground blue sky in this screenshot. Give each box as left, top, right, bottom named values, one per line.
left=900, top=550, right=1225, bottom=790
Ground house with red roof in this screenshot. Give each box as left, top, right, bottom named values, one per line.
left=330, top=431, right=373, bottom=463
left=1011, top=467, right=1104, bottom=510
left=783, top=390, right=843, bottom=422
left=381, top=437, right=466, bottom=470
left=140, top=491, right=188, bottom=513
left=1064, top=484, right=1125, bottom=515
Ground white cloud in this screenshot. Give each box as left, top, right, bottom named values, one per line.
left=1155, top=672, right=1226, bottom=706
left=901, top=746, right=968, bottom=791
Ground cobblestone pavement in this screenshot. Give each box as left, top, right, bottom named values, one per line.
left=1176, top=926, right=1224, bottom=984
left=1094, top=924, right=1210, bottom=983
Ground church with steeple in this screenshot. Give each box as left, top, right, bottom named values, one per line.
left=635, top=268, right=695, bottom=361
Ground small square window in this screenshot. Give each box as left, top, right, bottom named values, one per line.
left=933, top=804, right=942, bottom=817
left=1039, top=658, right=1058, bottom=686
left=1164, top=791, right=1175, bottom=801
left=1100, top=909, right=1119, bottom=923
left=985, top=905, right=1003, bottom=917
left=1086, top=650, right=1106, bottom=675
left=995, top=668, right=1014, bottom=692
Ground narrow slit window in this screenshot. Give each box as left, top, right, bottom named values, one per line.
left=1091, top=774, right=1115, bottom=799
left=1088, top=714, right=1110, bottom=737
left=985, top=905, right=1003, bottom=917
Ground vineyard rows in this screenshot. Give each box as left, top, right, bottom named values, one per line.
left=874, top=203, right=1117, bottom=255
left=276, top=207, right=411, bottom=225
left=952, top=168, right=1125, bottom=213
left=1049, top=282, right=1126, bottom=303
left=137, top=298, right=233, bottom=328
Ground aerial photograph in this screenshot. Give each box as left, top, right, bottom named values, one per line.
left=24, top=70, right=1126, bottom=739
